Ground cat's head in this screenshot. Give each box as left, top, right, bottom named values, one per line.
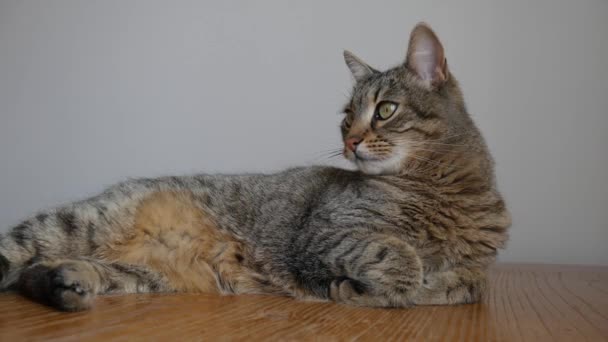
left=341, top=23, right=480, bottom=176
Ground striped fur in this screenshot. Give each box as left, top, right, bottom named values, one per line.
left=0, top=23, right=509, bottom=311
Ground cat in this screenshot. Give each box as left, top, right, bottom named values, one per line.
left=0, top=23, right=510, bottom=311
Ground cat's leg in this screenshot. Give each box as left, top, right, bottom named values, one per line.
left=410, top=267, right=487, bottom=305
left=0, top=181, right=153, bottom=290
left=0, top=213, right=80, bottom=290
left=325, top=232, right=423, bottom=307
left=17, top=258, right=171, bottom=311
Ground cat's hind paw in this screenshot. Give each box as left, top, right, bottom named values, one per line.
left=0, top=254, right=9, bottom=283
left=19, top=260, right=101, bottom=311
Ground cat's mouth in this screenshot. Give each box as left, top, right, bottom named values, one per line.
left=355, top=154, right=378, bottom=162
left=343, top=147, right=387, bottom=164
left=345, top=145, right=408, bottom=175
left=344, top=146, right=405, bottom=175
left=353, top=150, right=384, bottom=162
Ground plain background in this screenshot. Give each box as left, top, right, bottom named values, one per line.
left=1, top=0, right=607, bottom=265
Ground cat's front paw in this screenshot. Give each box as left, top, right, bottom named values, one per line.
left=412, top=269, right=485, bottom=305
left=329, top=276, right=393, bottom=307
left=329, top=276, right=365, bottom=302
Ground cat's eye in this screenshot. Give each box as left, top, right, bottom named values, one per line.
left=375, top=102, right=398, bottom=120
left=343, top=118, right=351, bottom=129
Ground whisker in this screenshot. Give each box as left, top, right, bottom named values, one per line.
left=389, top=143, right=467, bottom=154
left=388, top=138, right=474, bottom=150
left=408, top=154, right=444, bottom=166
left=409, top=141, right=471, bottom=147
left=403, top=131, right=470, bottom=142
left=308, top=147, right=346, bottom=163
left=316, top=147, right=345, bottom=153
left=407, top=156, right=446, bottom=175
left=409, top=147, right=474, bottom=155
left=389, top=133, right=470, bottom=144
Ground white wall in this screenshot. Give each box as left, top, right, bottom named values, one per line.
left=1, top=0, right=607, bottom=265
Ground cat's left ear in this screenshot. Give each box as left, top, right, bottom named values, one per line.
left=344, top=50, right=378, bottom=82
left=405, top=23, right=449, bottom=88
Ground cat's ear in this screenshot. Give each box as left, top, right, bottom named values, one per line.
left=405, top=22, right=449, bottom=88
left=344, top=50, right=377, bottom=82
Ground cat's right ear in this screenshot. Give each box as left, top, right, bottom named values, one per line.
left=405, top=22, right=448, bottom=88
left=344, top=50, right=377, bottom=82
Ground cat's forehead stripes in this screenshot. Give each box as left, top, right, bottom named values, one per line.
left=351, top=79, right=382, bottom=111
left=346, top=86, right=380, bottom=135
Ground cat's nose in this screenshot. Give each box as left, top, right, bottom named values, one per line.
left=345, top=136, right=363, bottom=152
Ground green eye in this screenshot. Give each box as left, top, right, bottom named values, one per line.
left=375, top=102, right=398, bottom=120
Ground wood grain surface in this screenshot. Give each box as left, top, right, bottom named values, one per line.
left=0, top=264, right=606, bottom=341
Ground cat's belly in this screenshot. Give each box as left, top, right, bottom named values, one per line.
left=96, top=190, right=280, bottom=295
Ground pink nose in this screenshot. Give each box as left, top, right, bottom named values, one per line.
left=345, top=136, right=363, bottom=152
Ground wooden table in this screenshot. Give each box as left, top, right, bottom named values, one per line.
left=0, top=264, right=606, bottom=341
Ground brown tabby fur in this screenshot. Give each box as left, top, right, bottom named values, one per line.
left=0, top=23, right=510, bottom=311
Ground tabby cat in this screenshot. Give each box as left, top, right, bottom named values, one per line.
left=0, top=23, right=510, bottom=311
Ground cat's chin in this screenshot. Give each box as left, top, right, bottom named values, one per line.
left=354, top=155, right=405, bottom=175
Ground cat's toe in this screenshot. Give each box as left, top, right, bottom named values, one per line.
left=329, top=277, right=366, bottom=303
